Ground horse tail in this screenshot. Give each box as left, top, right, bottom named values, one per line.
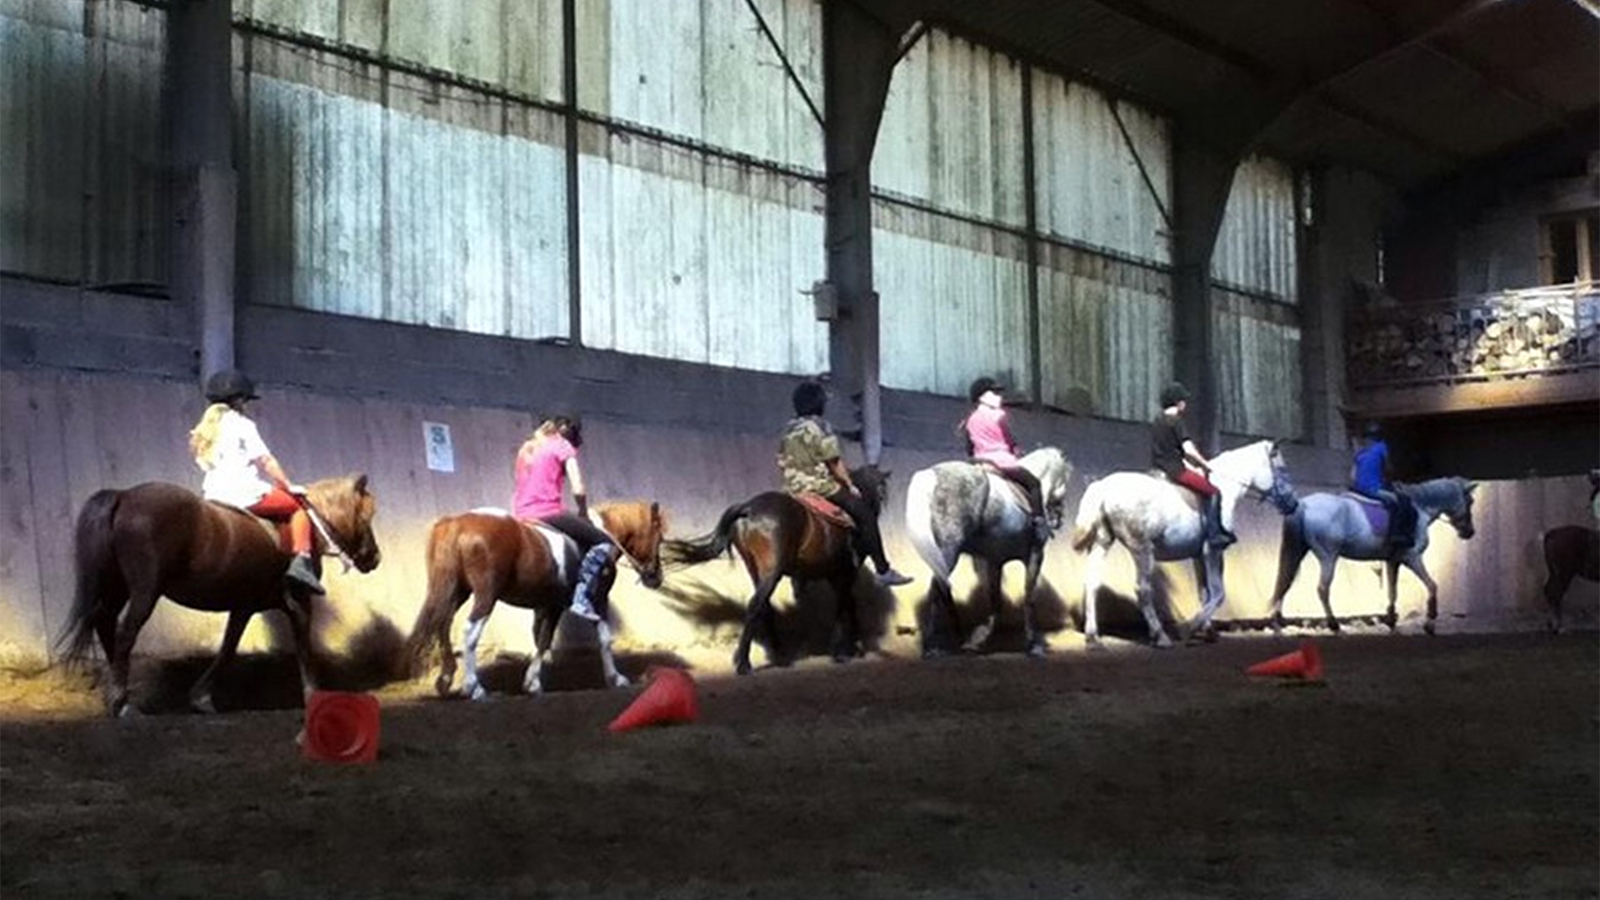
left=404, top=517, right=465, bottom=676
left=57, top=489, right=124, bottom=667
left=1070, top=479, right=1106, bottom=552
left=1269, top=507, right=1310, bottom=603
left=662, top=502, right=748, bottom=567
left=903, top=468, right=951, bottom=581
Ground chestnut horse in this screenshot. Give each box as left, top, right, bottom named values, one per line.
left=57, top=475, right=382, bottom=717
left=404, top=502, right=667, bottom=700
left=662, top=466, right=888, bottom=675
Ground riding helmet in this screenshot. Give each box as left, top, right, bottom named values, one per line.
left=558, top=415, right=584, bottom=448
left=203, top=369, right=260, bottom=404
left=792, top=381, right=828, bottom=417
left=1363, top=421, right=1384, bottom=439
left=1159, top=382, right=1189, bottom=408
left=968, top=376, right=1004, bottom=404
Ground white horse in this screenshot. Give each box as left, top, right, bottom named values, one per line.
left=1265, top=477, right=1477, bottom=636
left=904, top=447, right=1074, bottom=657
left=1071, top=440, right=1297, bottom=647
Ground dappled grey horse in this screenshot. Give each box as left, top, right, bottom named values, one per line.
left=1071, top=440, right=1297, bottom=648
left=904, top=447, right=1073, bottom=657
left=1266, top=477, right=1477, bottom=635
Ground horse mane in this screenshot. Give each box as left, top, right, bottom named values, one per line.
left=1396, top=477, right=1465, bottom=508
left=596, top=501, right=667, bottom=559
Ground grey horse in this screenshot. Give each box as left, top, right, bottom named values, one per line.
left=1071, top=440, right=1298, bottom=648
left=1266, top=476, right=1478, bottom=635
left=904, top=447, right=1073, bottom=657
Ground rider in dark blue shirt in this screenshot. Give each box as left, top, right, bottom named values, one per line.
left=1350, top=422, right=1415, bottom=551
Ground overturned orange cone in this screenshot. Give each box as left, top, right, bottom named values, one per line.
left=1246, top=640, right=1324, bottom=682
left=609, top=667, right=698, bottom=733
left=303, top=691, right=381, bottom=763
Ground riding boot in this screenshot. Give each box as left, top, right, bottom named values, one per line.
left=1206, top=496, right=1237, bottom=549
left=285, top=553, right=326, bottom=595
left=569, top=544, right=616, bottom=622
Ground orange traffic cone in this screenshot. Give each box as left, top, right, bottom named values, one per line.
left=302, top=691, right=381, bottom=763
left=608, top=666, right=699, bottom=733
left=1246, top=640, right=1325, bottom=682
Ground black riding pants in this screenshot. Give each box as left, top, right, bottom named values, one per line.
left=827, top=489, right=890, bottom=574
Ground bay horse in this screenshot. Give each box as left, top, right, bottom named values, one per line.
left=1541, top=525, right=1598, bottom=634
left=1265, top=477, right=1477, bottom=636
left=1072, top=440, right=1297, bottom=647
left=404, top=502, right=667, bottom=700
left=57, top=475, right=381, bottom=717
left=904, top=447, right=1073, bottom=657
left=662, top=466, right=889, bottom=675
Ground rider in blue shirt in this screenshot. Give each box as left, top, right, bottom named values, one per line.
left=1350, top=422, right=1415, bottom=551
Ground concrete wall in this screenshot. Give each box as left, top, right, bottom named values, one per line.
left=5, top=280, right=1591, bottom=674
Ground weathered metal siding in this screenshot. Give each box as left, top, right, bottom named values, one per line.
left=577, top=0, right=824, bottom=172
left=1032, top=70, right=1172, bottom=264
left=577, top=124, right=828, bottom=373
left=1213, top=289, right=1303, bottom=438
left=242, top=38, right=570, bottom=340
left=1, top=1, right=166, bottom=284
left=243, top=0, right=566, bottom=103
left=874, top=206, right=1032, bottom=398
left=1210, top=154, right=1302, bottom=437
left=1037, top=247, right=1171, bottom=420
left=1212, top=154, right=1297, bottom=301
left=873, top=30, right=1026, bottom=224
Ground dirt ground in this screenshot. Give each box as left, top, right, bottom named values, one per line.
left=2, top=630, right=1596, bottom=900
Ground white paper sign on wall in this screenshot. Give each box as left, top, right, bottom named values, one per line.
left=423, top=421, right=455, bottom=473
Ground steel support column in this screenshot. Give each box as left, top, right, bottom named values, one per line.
left=822, top=3, right=906, bottom=464
left=167, top=0, right=237, bottom=385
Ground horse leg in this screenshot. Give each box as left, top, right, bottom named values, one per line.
left=105, top=589, right=160, bottom=718
left=1543, top=566, right=1573, bottom=635
left=281, top=593, right=319, bottom=702
left=458, top=588, right=499, bottom=700
left=188, top=609, right=253, bottom=714
left=735, top=573, right=783, bottom=675
left=1082, top=542, right=1109, bottom=648
left=829, top=570, right=861, bottom=664
left=1133, top=550, right=1171, bottom=649
left=1403, top=557, right=1441, bottom=636
left=1381, top=558, right=1402, bottom=631
left=595, top=619, right=631, bottom=688
left=523, top=608, right=555, bottom=695
left=1022, top=549, right=1048, bottom=658
left=1182, top=551, right=1225, bottom=644
left=963, top=558, right=1002, bottom=653
left=1313, top=550, right=1342, bottom=634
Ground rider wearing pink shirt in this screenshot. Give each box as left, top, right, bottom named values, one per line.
left=513, top=416, right=617, bottom=622
left=962, top=377, right=1050, bottom=542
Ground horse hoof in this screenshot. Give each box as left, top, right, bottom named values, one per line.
left=735, top=661, right=753, bottom=676
left=1026, top=642, right=1049, bottom=659
left=1423, top=620, right=1436, bottom=637
left=1151, top=636, right=1173, bottom=650
left=1085, top=637, right=1106, bottom=653
left=189, top=695, right=217, bottom=715
left=921, top=647, right=949, bottom=660
left=831, top=653, right=851, bottom=665
left=469, top=685, right=489, bottom=702
left=434, top=676, right=453, bottom=697
left=611, top=674, right=631, bottom=688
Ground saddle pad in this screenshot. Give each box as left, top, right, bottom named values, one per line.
left=206, top=500, right=281, bottom=542
left=1342, top=492, right=1389, bottom=535
left=521, top=520, right=575, bottom=585
left=796, top=493, right=853, bottom=529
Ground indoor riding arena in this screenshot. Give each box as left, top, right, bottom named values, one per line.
left=2, top=2, right=1596, bottom=898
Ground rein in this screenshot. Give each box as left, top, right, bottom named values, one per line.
left=301, top=498, right=356, bottom=574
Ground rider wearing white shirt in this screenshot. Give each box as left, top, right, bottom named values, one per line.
left=189, top=370, right=324, bottom=595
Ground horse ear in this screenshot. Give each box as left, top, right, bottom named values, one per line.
left=353, top=473, right=369, bottom=494
left=1464, top=479, right=1478, bottom=494
left=650, top=501, right=660, bottom=521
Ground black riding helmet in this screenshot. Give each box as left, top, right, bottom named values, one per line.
left=1159, top=382, right=1189, bottom=409
left=204, top=369, right=260, bottom=404
left=1363, top=421, right=1383, bottom=439
left=792, top=381, right=828, bottom=417
left=968, top=376, right=1004, bottom=404
left=556, top=415, right=584, bottom=448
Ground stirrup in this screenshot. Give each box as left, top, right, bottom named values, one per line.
left=285, top=555, right=326, bottom=595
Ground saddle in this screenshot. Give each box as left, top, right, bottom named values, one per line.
left=795, top=493, right=853, bottom=530
left=1343, top=491, right=1391, bottom=536
left=1149, top=470, right=1206, bottom=514
left=973, top=461, right=1031, bottom=508
left=208, top=500, right=289, bottom=550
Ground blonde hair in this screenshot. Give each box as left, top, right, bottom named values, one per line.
left=188, top=402, right=231, bottom=470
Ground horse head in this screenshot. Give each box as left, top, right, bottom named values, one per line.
left=598, top=501, right=669, bottom=589
left=1443, top=478, right=1478, bottom=539
left=851, top=465, right=891, bottom=516
left=1022, top=447, right=1074, bottom=529
left=1262, top=440, right=1299, bottom=514
left=306, top=473, right=381, bottom=572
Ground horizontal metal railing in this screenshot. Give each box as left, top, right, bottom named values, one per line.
left=1346, top=281, right=1600, bottom=389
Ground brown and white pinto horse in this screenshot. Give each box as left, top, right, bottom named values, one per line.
left=404, top=502, right=667, bottom=700
left=662, top=467, right=889, bottom=674
left=57, top=475, right=382, bottom=717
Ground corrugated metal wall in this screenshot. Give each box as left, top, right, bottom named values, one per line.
left=1211, top=154, right=1303, bottom=438
left=0, top=1, right=167, bottom=285
left=874, top=31, right=1175, bottom=420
